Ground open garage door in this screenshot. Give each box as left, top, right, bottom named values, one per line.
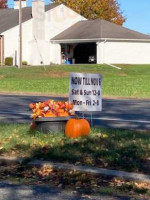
left=74, top=43, right=96, bottom=64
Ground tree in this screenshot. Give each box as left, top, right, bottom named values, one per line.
left=52, top=0, right=125, bottom=25
left=0, top=0, right=7, bottom=8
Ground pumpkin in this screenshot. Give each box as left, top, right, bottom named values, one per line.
left=65, top=118, right=90, bottom=138
left=39, top=102, right=46, bottom=109
left=59, top=112, right=69, bottom=117
left=44, top=111, right=56, bottom=117
left=57, top=109, right=65, bottom=113
left=29, top=103, right=35, bottom=109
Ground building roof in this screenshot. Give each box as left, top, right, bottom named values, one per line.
left=0, top=3, right=59, bottom=34
left=51, top=19, right=150, bottom=41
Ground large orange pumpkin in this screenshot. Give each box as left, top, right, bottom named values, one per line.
left=65, top=118, right=90, bottom=138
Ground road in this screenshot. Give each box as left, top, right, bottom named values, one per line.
left=0, top=94, right=150, bottom=130
left=0, top=181, right=135, bottom=200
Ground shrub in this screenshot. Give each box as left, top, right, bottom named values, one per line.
left=22, top=61, right=28, bottom=65
left=5, top=57, right=13, bottom=66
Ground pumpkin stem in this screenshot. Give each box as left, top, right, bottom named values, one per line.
left=73, top=113, right=79, bottom=119
left=82, top=112, right=85, bottom=119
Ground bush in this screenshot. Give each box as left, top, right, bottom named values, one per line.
left=22, top=61, right=28, bottom=65
left=5, top=57, right=13, bottom=66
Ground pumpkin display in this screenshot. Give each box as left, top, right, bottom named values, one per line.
left=29, top=99, right=74, bottom=119
left=65, top=118, right=90, bottom=138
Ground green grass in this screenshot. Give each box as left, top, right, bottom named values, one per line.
left=0, top=64, right=150, bottom=98
left=0, top=123, right=150, bottom=174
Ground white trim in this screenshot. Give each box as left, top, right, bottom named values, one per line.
left=51, top=37, right=150, bottom=43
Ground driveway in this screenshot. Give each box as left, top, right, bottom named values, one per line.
left=0, top=181, right=137, bottom=200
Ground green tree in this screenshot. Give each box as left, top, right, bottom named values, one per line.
left=52, top=0, right=125, bottom=25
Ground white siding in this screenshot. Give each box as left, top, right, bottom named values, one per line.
left=97, top=42, right=104, bottom=64
left=28, top=40, right=50, bottom=65
left=45, top=4, right=86, bottom=40
left=3, top=20, right=33, bottom=65
left=50, top=43, right=61, bottom=64
left=103, top=41, right=150, bottom=64
left=2, top=4, right=85, bottom=65
left=47, top=4, right=86, bottom=65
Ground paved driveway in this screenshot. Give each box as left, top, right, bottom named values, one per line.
left=0, top=181, right=136, bottom=200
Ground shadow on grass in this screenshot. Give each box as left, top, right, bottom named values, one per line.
left=26, top=128, right=150, bottom=175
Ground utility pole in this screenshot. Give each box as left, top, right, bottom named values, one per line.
left=18, top=0, right=22, bottom=69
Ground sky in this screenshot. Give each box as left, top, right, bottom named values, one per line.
left=7, top=0, right=150, bottom=35
left=118, top=0, right=150, bottom=35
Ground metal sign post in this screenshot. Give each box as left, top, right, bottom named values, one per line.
left=90, top=112, right=93, bottom=128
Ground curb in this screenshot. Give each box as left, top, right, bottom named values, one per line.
left=1, top=157, right=149, bottom=183
left=28, top=160, right=150, bottom=183
left=0, top=156, right=23, bottom=165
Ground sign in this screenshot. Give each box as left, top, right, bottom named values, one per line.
left=69, top=73, right=102, bottom=111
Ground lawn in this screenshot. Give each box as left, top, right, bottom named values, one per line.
left=0, top=123, right=150, bottom=198
left=0, top=64, right=150, bottom=98
left=0, top=123, right=150, bottom=175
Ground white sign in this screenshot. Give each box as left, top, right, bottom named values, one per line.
left=69, top=73, right=102, bottom=111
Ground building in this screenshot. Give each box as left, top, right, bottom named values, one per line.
left=0, top=0, right=150, bottom=66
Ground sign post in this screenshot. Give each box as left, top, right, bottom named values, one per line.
left=69, top=73, right=102, bottom=126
